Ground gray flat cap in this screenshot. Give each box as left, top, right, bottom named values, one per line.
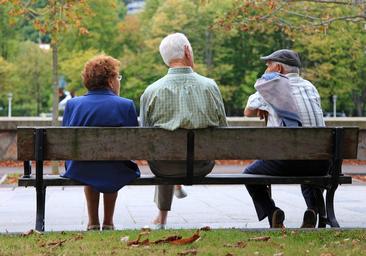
left=260, top=49, right=301, bottom=67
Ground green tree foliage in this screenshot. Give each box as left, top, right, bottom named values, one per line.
left=60, top=0, right=126, bottom=57
left=60, top=49, right=100, bottom=95
left=0, top=56, right=15, bottom=114
left=11, top=41, right=52, bottom=116
left=0, top=0, right=365, bottom=116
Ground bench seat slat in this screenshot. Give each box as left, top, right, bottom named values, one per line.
left=18, top=174, right=352, bottom=187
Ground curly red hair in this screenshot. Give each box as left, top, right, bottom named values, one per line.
left=82, top=55, right=120, bottom=90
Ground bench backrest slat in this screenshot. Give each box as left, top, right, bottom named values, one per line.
left=17, top=127, right=359, bottom=161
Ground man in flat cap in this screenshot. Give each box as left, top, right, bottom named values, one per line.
left=244, top=49, right=328, bottom=229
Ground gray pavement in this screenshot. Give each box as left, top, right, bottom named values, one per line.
left=0, top=164, right=365, bottom=232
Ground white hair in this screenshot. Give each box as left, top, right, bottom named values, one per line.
left=159, top=33, right=193, bottom=66
left=272, top=61, right=300, bottom=74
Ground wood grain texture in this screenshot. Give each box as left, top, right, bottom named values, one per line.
left=17, top=127, right=358, bottom=160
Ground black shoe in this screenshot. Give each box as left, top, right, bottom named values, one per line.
left=271, top=208, right=285, bottom=228
left=300, top=209, right=317, bottom=228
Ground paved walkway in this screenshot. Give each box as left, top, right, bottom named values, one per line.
left=0, top=164, right=365, bottom=232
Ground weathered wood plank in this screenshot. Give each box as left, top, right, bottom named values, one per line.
left=17, top=127, right=187, bottom=160
left=17, top=127, right=359, bottom=160
left=18, top=174, right=352, bottom=187
left=195, top=127, right=358, bottom=160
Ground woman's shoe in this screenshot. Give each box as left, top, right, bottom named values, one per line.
left=87, top=224, right=100, bottom=231
left=174, top=187, right=187, bottom=199
left=102, top=224, right=115, bottom=231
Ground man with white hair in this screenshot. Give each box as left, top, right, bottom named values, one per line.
left=140, top=33, right=227, bottom=229
left=244, top=49, right=328, bottom=229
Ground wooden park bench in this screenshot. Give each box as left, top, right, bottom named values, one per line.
left=17, top=127, right=358, bottom=231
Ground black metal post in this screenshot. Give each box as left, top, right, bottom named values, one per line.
left=325, top=128, right=344, bottom=228
left=23, top=161, right=32, bottom=178
left=35, top=129, right=46, bottom=232
left=186, top=131, right=195, bottom=185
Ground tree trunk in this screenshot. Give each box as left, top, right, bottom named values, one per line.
left=204, top=30, right=213, bottom=69
left=51, top=43, right=59, bottom=126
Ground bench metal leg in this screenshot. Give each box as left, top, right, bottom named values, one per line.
left=35, top=186, right=46, bottom=231
left=34, top=129, right=46, bottom=232
left=325, top=185, right=340, bottom=228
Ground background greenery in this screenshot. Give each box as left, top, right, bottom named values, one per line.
left=0, top=0, right=365, bottom=116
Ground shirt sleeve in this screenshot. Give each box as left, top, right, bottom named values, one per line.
left=128, top=101, right=139, bottom=127
left=139, top=92, right=148, bottom=127
left=246, top=92, right=271, bottom=112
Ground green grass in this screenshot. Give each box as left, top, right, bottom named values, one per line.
left=0, top=229, right=365, bottom=256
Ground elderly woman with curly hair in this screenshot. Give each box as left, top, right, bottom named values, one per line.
left=62, top=55, right=140, bottom=231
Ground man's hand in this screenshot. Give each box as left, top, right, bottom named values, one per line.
left=257, top=109, right=268, bottom=124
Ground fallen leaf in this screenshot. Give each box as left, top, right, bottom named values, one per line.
left=177, top=249, right=197, bottom=256
left=153, top=235, right=182, bottom=244
left=120, top=236, right=129, bottom=243
left=273, top=253, right=284, bottom=256
left=200, top=226, right=211, bottom=231
left=224, top=241, right=247, bottom=248
left=170, top=230, right=200, bottom=245
left=352, top=239, right=360, bottom=246
left=73, top=233, right=83, bottom=241
left=39, top=239, right=67, bottom=249
left=281, top=226, right=287, bottom=237
left=320, top=253, right=335, bottom=256
left=249, top=236, right=271, bottom=242
left=127, top=231, right=150, bottom=246
left=225, top=254, right=235, bottom=256
left=21, top=229, right=43, bottom=237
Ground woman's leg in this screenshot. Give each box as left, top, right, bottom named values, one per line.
left=103, top=192, right=118, bottom=227
left=84, top=186, right=100, bottom=227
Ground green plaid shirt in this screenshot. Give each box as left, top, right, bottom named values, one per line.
left=140, top=67, right=228, bottom=130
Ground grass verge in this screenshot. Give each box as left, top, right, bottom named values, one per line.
left=0, top=229, right=365, bottom=256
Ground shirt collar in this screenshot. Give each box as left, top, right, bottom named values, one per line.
left=167, top=67, right=194, bottom=75
left=85, top=88, right=115, bottom=96
left=285, top=73, right=300, bottom=78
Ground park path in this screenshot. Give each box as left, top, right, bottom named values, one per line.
left=0, top=164, right=365, bottom=232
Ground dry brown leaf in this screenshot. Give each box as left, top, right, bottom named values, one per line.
left=170, top=230, right=200, bottom=245
left=281, top=226, right=287, bottom=237
left=177, top=249, right=197, bottom=256
left=200, top=226, right=211, bottom=231
left=39, top=239, right=68, bottom=249
left=73, top=234, right=83, bottom=241
left=320, top=253, right=335, bottom=256
left=225, top=253, right=235, bottom=256
left=249, top=236, right=271, bottom=242
left=21, top=229, right=43, bottom=237
left=224, top=241, right=247, bottom=248
left=127, top=231, right=151, bottom=247
left=352, top=239, right=360, bottom=246
left=153, top=235, right=182, bottom=244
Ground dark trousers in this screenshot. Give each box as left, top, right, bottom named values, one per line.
left=244, top=160, right=329, bottom=221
